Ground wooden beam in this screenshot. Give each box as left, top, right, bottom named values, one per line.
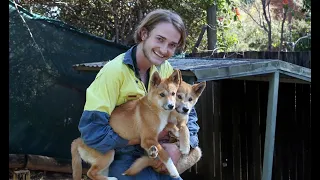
left=9, top=154, right=26, bottom=169
left=9, top=154, right=89, bottom=175
left=26, top=154, right=89, bottom=174
left=262, top=71, right=280, bottom=180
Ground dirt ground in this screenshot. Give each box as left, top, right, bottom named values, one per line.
left=9, top=169, right=89, bottom=180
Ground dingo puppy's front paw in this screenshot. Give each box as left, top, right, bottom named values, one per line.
left=148, top=145, right=158, bottom=158
left=180, top=145, right=190, bottom=155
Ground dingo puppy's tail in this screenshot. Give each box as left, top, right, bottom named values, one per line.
left=71, top=138, right=83, bottom=180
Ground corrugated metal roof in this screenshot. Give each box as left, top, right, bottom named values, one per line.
left=73, top=61, right=108, bottom=68
left=72, top=58, right=311, bottom=84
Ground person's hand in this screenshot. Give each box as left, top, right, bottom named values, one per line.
left=158, top=129, right=169, bottom=140
left=151, top=143, right=181, bottom=174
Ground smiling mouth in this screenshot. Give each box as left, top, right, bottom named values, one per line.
left=153, top=50, right=164, bottom=58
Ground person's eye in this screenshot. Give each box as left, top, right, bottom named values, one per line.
left=170, top=43, right=177, bottom=48
left=157, top=37, right=164, bottom=42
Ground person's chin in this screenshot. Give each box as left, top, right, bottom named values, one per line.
left=151, top=58, right=166, bottom=65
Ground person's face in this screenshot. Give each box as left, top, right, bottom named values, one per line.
left=141, top=22, right=181, bottom=66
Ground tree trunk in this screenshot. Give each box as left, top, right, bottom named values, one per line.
left=261, top=0, right=272, bottom=51
left=207, top=4, right=217, bottom=50
left=278, top=7, right=288, bottom=59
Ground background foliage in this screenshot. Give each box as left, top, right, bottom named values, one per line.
left=16, top=0, right=311, bottom=53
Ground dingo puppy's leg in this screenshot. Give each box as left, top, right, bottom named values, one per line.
left=165, top=123, right=180, bottom=138
left=71, top=138, right=83, bottom=180
left=178, top=124, right=190, bottom=155
left=122, top=156, right=154, bottom=176
left=86, top=150, right=117, bottom=180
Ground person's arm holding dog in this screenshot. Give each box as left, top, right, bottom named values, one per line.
left=78, top=65, right=130, bottom=154
left=187, top=107, right=200, bottom=148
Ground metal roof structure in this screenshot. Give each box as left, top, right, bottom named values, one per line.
left=72, top=58, right=311, bottom=84
left=72, top=58, right=311, bottom=180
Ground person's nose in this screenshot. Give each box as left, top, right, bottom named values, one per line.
left=160, top=44, right=168, bottom=55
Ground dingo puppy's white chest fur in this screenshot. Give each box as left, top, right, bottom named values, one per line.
left=158, top=111, right=170, bottom=134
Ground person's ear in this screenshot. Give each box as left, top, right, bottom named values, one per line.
left=141, top=27, right=148, bottom=41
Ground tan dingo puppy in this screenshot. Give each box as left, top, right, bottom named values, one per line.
left=71, top=69, right=182, bottom=180
left=122, top=80, right=206, bottom=176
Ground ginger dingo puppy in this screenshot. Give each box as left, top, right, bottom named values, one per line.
left=166, top=80, right=206, bottom=154
left=71, top=69, right=182, bottom=180
left=122, top=80, right=206, bottom=176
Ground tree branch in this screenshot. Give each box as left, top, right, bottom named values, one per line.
left=278, top=6, right=288, bottom=59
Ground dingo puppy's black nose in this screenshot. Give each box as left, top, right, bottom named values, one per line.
left=183, top=107, right=189, bottom=113
left=168, top=104, right=174, bottom=110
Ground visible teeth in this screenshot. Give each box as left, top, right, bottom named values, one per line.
left=154, top=51, right=164, bottom=58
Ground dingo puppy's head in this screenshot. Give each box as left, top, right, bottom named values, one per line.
left=149, top=69, right=182, bottom=111
left=175, top=81, right=206, bottom=115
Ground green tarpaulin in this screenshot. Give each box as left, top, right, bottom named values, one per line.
left=9, top=0, right=129, bottom=159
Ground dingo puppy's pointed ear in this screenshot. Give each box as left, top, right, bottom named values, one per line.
left=151, top=71, right=162, bottom=87
left=170, top=69, right=182, bottom=86
left=192, top=81, right=206, bottom=96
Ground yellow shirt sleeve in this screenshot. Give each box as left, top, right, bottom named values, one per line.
left=83, top=60, right=122, bottom=114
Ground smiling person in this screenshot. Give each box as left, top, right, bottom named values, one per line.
left=78, top=9, right=202, bottom=180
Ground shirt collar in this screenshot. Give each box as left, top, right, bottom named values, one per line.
left=123, top=45, right=137, bottom=71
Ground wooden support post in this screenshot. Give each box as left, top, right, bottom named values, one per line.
left=13, top=170, right=30, bottom=180
left=262, top=72, right=279, bottom=180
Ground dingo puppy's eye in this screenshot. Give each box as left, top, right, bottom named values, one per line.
left=188, top=97, right=193, bottom=101
left=177, top=95, right=182, bottom=99
left=160, top=93, right=165, bottom=97
left=171, top=92, right=175, bottom=96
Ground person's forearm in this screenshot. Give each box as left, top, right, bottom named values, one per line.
left=78, top=110, right=129, bottom=154
left=187, top=107, right=200, bottom=148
